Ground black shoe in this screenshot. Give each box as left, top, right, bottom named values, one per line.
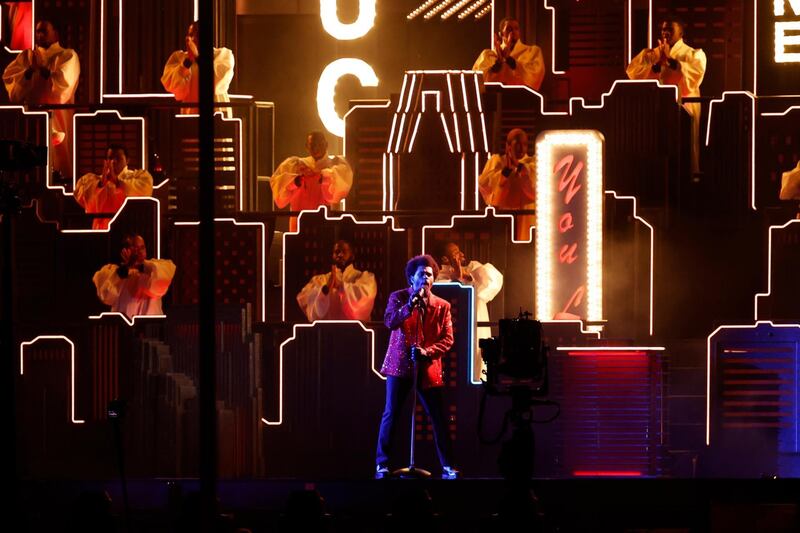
left=375, top=464, right=390, bottom=479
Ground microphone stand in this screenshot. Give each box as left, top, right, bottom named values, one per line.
left=394, top=290, right=432, bottom=479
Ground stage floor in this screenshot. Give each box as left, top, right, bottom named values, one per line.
left=18, top=477, right=800, bottom=532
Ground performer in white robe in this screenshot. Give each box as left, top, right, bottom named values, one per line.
left=93, top=235, right=176, bottom=318
left=436, top=242, right=503, bottom=380
left=626, top=18, right=707, bottom=173
left=780, top=162, right=800, bottom=217
left=161, top=20, right=235, bottom=118
left=3, top=20, right=80, bottom=178
left=297, top=240, right=377, bottom=321
left=74, top=144, right=153, bottom=229
left=473, top=17, right=545, bottom=91
left=479, top=128, right=536, bottom=241
left=271, top=131, right=353, bottom=232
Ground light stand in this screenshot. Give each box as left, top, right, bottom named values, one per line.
left=108, top=399, right=132, bottom=533
left=393, top=297, right=431, bottom=479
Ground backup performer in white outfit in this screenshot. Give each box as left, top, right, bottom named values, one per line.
left=296, top=240, right=377, bottom=322
left=93, top=234, right=176, bottom=318
left=74, top=144, right=153, bottom=229
left=472, top=17, right=545, bottom=91
left=161, top=20, right=235, bottom=118
left=271, top=131, right=353, bottom=232
left=478, top=128, right=536, bottom=241
left=626, top=18, right=707, bottom=174
left=436, top=241, right=503, bottom=380
left=3, top=20, right=80, bottom=178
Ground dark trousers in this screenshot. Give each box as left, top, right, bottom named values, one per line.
left=375, top=376, right=453, bottom=468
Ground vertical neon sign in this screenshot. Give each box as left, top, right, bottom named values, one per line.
left=317, top=1, right=379, bottom=137
left=536, top=130, right=604, bottom=328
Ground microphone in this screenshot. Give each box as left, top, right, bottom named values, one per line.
left=411, top=287, right=427, bottom=309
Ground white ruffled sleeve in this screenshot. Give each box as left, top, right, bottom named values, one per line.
left=93, top=264, right=122, bottom=307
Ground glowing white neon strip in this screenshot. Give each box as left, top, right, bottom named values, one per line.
left=405, top=73, right=417, bottom=112
left=440, top=113, right=455, bottom=152
left=543, top=1, right=567, bottom=75
left=754, top=0, right=758, bottom=93
left=446, top=73, right=456, bottom=112
left=175, top=112, right=245, bottom=210
left=648, top=0, right=653, bottom=48
left=706, top=321, right=800, bottom=445
left=72, top=110, right=147, bottom=189
left=421, top=209, right=536, bottom=381
left=59, top=197, right=162, bottom=257
left=261, top=320, right=384, bottom=426
left=280, top=206, right=404, bottom=321
left=194, top=0, right=198, bottom=20
left=703, top=91, right=756, bottom=210
left=396, top=73, right=409, bottom=113
left=452, top=113, right=462, bottom=151
left=474, top=152, right=480, bottom=210
left=320, top=0, right=376, bottom=40
left=754, top=219, right=800, bottom=320
left=420, top=206, right=533, bottom=251
left=569, top=79, right=679, bottom=115
left=384, top=70, right=489, bottom=212
left=473, top=72, right=483, bottom=112
left=342, top=99, right=391, bottom=157
left=421, top=90, right=441, bottom=112
left=466, top=112, right=476, bottom=152
left=382, top=153, right=388, bottom=209
left=394, top=113, right=407, bottom=152
left=606, top=191, right=655, bottom=336
left=541, top=319, right=602, bottom=338
left=408, top=113, right=423, bottom=152
left=460, top=73, right=470, bottom=111
left=433, top=281, right=476, bottom=383
left=174, top=218, right=267, bottom=322
left=479, top=112, right=489, bottom=152
left=484, top=82, right=568, bottom=116
left=389, top=152, right=395, bottom=209
left=19, top=336, right=85, bottom=424
left=88, top=312, right=166, bottom=326
left=387, top=113, right=398, bottom=152
left=761, top=106, right=800, bottom=116
left=460, top=153, right=466, bottom=209
left=535, top=130, right=604, bottom=326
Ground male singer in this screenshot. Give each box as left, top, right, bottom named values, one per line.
left=375, top=255, right=459, bottom=480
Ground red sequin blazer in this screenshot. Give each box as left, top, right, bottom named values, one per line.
left=380, top=287, right=454, bottom=389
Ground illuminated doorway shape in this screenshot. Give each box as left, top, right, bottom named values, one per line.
left=19, top=335, right=85, bottom=424
left=535, top=130, right=604, bottom=329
